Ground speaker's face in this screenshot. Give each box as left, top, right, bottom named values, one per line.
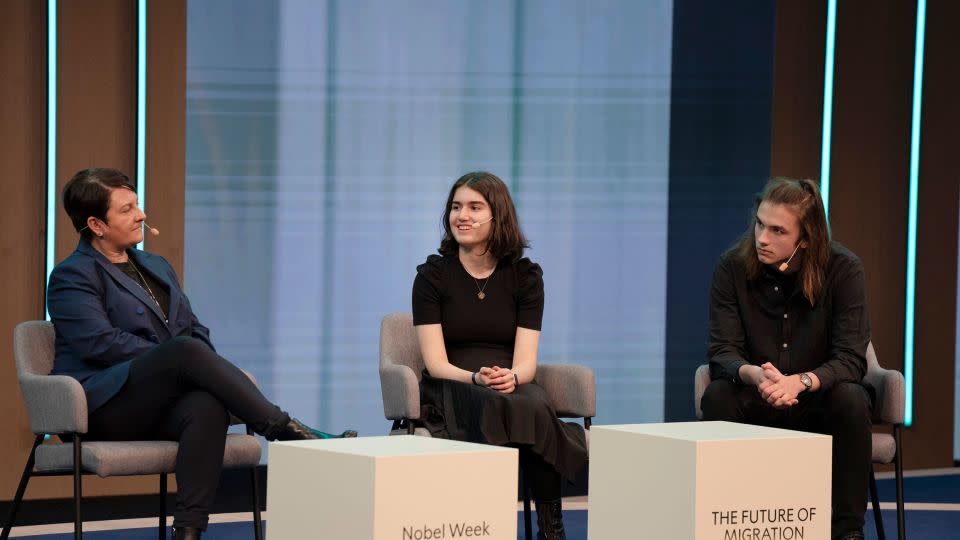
left=449, top=186, right=493, bottom=249
left=754, top=200, right=802, bottom=267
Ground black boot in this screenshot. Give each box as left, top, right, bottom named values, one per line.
left=534, top=499, right=566, bottom=540
left=273, top=417, right=358, bottom=441
left=172, top=526, right=202, bottom=539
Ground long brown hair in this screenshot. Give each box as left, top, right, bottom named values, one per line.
left=733, top=177, right=831, bottom=305
left=438, top=172, right=529, bottom=261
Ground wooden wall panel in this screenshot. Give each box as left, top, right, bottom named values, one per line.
left=54, top=0, right=137, bottom=264
left=771, top=0, right=958, bottom=468
left=1, top=0, right=188, bottom=503
left=0, top=0, right=48, bottom=504
left=912, top=0, right=959, bottom=468
left=144, top=0, right=187, bottom=276
left=769, top=0, right=825, bottom=180
left=828, top=1, right=915, bottom=380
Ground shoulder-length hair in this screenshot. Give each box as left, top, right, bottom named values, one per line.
left=438, top=171, right=529, bottom=261
left=732, top=177, right=831, bottom=305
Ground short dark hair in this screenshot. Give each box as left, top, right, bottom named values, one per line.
left=733, top=177, right=831, bottom=305
left=62, top=168, right=136, bottom=240
left=438, top=171, right=529, bottom=261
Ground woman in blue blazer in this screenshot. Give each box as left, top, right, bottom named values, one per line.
left=47, top=168, right=355, bottom=540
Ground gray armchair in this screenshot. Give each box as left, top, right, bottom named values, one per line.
left=693, top=341, right=905, bottom=540
left=377, top=312, right=595, bottom=540
left=2, top=321, right=265, bottom=540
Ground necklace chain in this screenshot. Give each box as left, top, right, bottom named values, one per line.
left=129, top=258, right=168, bottom=323
left=470, top=266, right=495, bottom=301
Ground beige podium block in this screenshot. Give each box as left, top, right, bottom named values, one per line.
left=588, top=421, right=831, bottom=540
left=267, top=435, right=518, bottom=540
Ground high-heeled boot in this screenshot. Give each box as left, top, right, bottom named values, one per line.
left=172, top=526, right=202, bottom=539
left=273, top=417, right=358, bottom=441
left=534, top=499, right=566, bottom=540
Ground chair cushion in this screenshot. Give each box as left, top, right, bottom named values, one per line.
left=872, top=433, right=896, bottom=464
left=34, top=434, right=262, bottom=477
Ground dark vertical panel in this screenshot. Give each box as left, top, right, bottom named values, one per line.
left=0, top=0, right=47, bottom=503
left=55, top=0, right=137, bottom=263
left=769, top=0, right=825, bottom=180
left=829, top=3, right=914, bottom=389
left=664, top=0, right=777, bottom=420
left=912, top=0, right=959, bottom=468
left=145, top=0, right=187, bottom=275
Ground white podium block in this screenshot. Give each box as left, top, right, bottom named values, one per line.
left=588, top=421, right=831, bottom=540
left=267, top=435, right=518, bottom=540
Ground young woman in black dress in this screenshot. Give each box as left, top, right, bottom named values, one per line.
left=412, top=172, right=587, bottom=540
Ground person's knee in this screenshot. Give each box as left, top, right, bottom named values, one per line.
left=826, top=382, right=871, bottom=421
left=701, top=379, right=740, bottom=420
left=167, top=335, right=209, bottom=357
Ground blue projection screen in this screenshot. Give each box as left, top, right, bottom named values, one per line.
left=185, top=0, right=673, bottom=439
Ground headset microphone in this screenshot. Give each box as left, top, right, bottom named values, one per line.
left=778, top=242, right=802, bottom=272
left=471, top=217, right=494, bottom=229
left=143, top=223, right=160, bottom=236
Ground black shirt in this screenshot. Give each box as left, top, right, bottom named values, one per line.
left=113, top=260, right=170, bottom=321
left=411, top=254, right=544, bottom=373
left=708, top=241, right=870, bottom=391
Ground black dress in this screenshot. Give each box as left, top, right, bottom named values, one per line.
left=412, top=254, right=588, bottom=481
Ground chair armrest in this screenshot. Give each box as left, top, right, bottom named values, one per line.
left=862, top=365, right=904, bottom=425
left=379, top=363, right=421, bottom=420
left=694, top=364, right=711, bottom=420
left=535, top=364, right=596, bottom=419
left=19, top=374, right=88, bottom=434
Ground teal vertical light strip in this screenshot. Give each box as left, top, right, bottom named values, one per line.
left=903, top=0, right=927, bottom=427
left=819, top=0, right=837, bottom=217
left=45, top=0, right=57, bottom=320
left=136, top=0, right=147, bottom=250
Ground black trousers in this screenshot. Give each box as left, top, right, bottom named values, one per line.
left=86, top=336, right=290, bottom=530
left=700, top=379, right=872, bottom=539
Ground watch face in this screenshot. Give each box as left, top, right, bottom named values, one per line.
left=800, top=373, right=812, bottom=388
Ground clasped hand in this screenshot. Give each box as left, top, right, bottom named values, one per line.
left=756, top=362, right=801, bottom=409
left=476, top=366, right=517, bottom=394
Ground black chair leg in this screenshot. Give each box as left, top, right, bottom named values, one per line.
left=522, top=467, right=533, bottom=540
left=894, top=425, right=905, bottom=540
left=159, top=473, right=168, bottom=540
left=248, top=427, right=263, bottom=540
left=0, top=434, right=43, bottom=540
left=251, top=466, right=263, bottom=540
left=74, top=435, right=83, bottom=540
left=869, top=468, right=885, bottom=540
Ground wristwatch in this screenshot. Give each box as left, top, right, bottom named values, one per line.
left=799, top=372, right=813, bottom=392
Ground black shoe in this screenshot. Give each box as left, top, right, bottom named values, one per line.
left=534, top=499, right=566, bottom=540
left=274, top=417, right=358, bottom=441
left=172, top=526, right=202, bottom=540
left=838, top=531, right=864, bottom=540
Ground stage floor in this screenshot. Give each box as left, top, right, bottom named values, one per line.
left=6, top=470, right=959, bottom=539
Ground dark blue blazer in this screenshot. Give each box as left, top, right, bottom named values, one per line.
left=47, top=239, right=214, bottom=413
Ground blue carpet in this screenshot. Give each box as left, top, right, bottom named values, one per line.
left=874, top=473, right=960, bottom=503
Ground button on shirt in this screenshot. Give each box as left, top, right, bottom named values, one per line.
left=707, top=241, right=870, bottom=391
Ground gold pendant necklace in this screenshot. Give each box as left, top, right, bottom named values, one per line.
left=473, top=271, right=494, bottom=301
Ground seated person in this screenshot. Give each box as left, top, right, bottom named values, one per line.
left=412, top=172, right=588, bottom=540
left=701, top=177, right=872, bottom=540
left=48, top=168, right=356, bottom=540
